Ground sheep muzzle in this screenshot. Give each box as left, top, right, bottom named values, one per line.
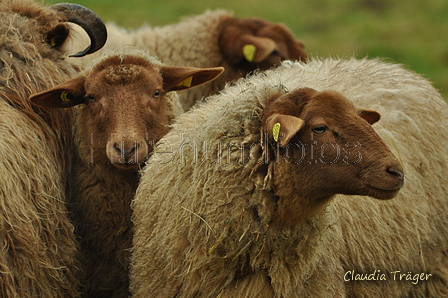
left=362, top=162, right=405, bottom=200
left=106, top=136, right=148, bottom=171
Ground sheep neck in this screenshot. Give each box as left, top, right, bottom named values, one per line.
left=72, top=149, right=140, bottom=191
left=270, top=193, right=332, bottom=231
left=235, top=190, right=336, bottom=292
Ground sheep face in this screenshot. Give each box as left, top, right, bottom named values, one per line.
left=219, top=17, right=307, bottom=72
left=80, top=59, right=169, bottom=172
left=264, top=88, right=404, bottom=203
left=30, top=55, right=223, bottom=172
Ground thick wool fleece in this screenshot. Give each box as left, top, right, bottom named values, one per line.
left=0, top=0, right=80, bottom=297
left=130, top=58, right=448, bottom=297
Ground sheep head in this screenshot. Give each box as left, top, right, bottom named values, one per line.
left=263, top=88, right=404, bottom=206
left=50, top=3, right=107, bottom=57
left=218, top=17, right=307, bottom=72
left=30, top=54, right=224, bottom=172
left=7, top=1, right=107, bottom=57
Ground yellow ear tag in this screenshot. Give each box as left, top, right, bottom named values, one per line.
left=178, top=76, right=193, bottom=88
left=49, top=37, right=57, bottom=47
left=273, top=122, right=281, bottom=142
left=243, top=44, right=257, bottom=62
left=60, top=91, right=73, bottom=102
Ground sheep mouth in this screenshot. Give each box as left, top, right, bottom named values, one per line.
left=365, top=184, right=402, bottom=200
left=112, top=162, right=141, bottom=172
left=368, top=182, right=403, bottom=192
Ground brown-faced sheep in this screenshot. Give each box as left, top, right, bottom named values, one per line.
left=70, top=10, right=308, bottom=111
left=0, top=1, right=106, bottom=297
left=130, top=58, right=448, bottom=297
left=30, top=49, right=223, bottom=298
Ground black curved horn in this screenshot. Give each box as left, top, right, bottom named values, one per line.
left=51, top=3, right=107, bottom=57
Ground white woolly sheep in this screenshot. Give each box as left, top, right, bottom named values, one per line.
left=130, top=58, right=448, bottom=298
left=30, top=49, right=223, bottom=298
left=70, top=10, right=307, bottom=111
left=0, top=1, right=106, bottom=297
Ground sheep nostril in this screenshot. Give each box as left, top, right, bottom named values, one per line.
left=114, top=142, right=122, bottom=153
left=386, top=166, right=404, bottom=181
left=114, top=142, right=138, bottom=161
left=124, top=146, right=137, bottom=160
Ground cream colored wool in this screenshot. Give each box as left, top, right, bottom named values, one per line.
left=0, top=0, right=83, bottom=297
left=130, top=58, right=448, bottom=297
left=69, top=10, right=279, bottom=111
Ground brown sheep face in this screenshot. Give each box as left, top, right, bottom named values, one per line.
left=29, top=55, right=223, bottom=172
left=80, top=61, right=169, bottom=172
left=219, top=17, right=308, bottom=72
left=263, top=88, right=404, bottom=203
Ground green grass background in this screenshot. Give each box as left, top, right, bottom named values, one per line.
left=46, top=0, right=448, bottom=100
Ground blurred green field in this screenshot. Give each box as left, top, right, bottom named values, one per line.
left=46, top=0, right=448, bottom=100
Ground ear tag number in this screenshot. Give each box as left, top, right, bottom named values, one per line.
left=273, top=122, right=281, bottom=142
left=178, top=76, right=193, bottom=88
left=243, top=44, right=257, bottom=62
left=60, top=91, right=73, bottom=102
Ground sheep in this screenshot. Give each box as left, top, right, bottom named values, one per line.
left=129, top=57, right=448, bottom=298
left=0, top=1, right=107, bottom=297
left=70, top=9, right=308, bottom=111
left=30, top=49, right=224, bottom=298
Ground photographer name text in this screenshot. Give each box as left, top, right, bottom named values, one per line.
left=344, top=270, right=432, bottom=285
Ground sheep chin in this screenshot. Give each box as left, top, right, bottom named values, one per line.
left=111, top=162, right=141, bottom=173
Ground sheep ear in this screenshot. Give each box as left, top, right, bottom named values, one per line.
left=162, top=66, right=224, bottom=92
left=29, top=76, right=86, bottom=108
left=265, top=113, right=304, bottom=148
left=220, top=18, right=307, bottom=67
left=46, top=24, right=70, bottom=49
left=358, top=109, right=381, bottom=125
left=241, top=35, right=277, bottom=63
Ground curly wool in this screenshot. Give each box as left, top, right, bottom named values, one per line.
left=130, top=57, right=448, bottom=297
left=0, top=0, right=79, bottom=297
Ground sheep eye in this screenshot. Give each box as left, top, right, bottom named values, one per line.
left=88, top=94, right=96, bottom=102
left=311, top=125, right=327, bottom=134
left=153, top=90, right=161, bottom=99
left=270, top=50, right=280, bottom=57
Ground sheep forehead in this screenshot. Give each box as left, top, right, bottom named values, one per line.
left=98, top=63, right=159, bottom=86
left=86, top=52, right=162, bottom=85
left=305, top=91, right=357, bottom=118
left=107, top=64, right=139, bottom=81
